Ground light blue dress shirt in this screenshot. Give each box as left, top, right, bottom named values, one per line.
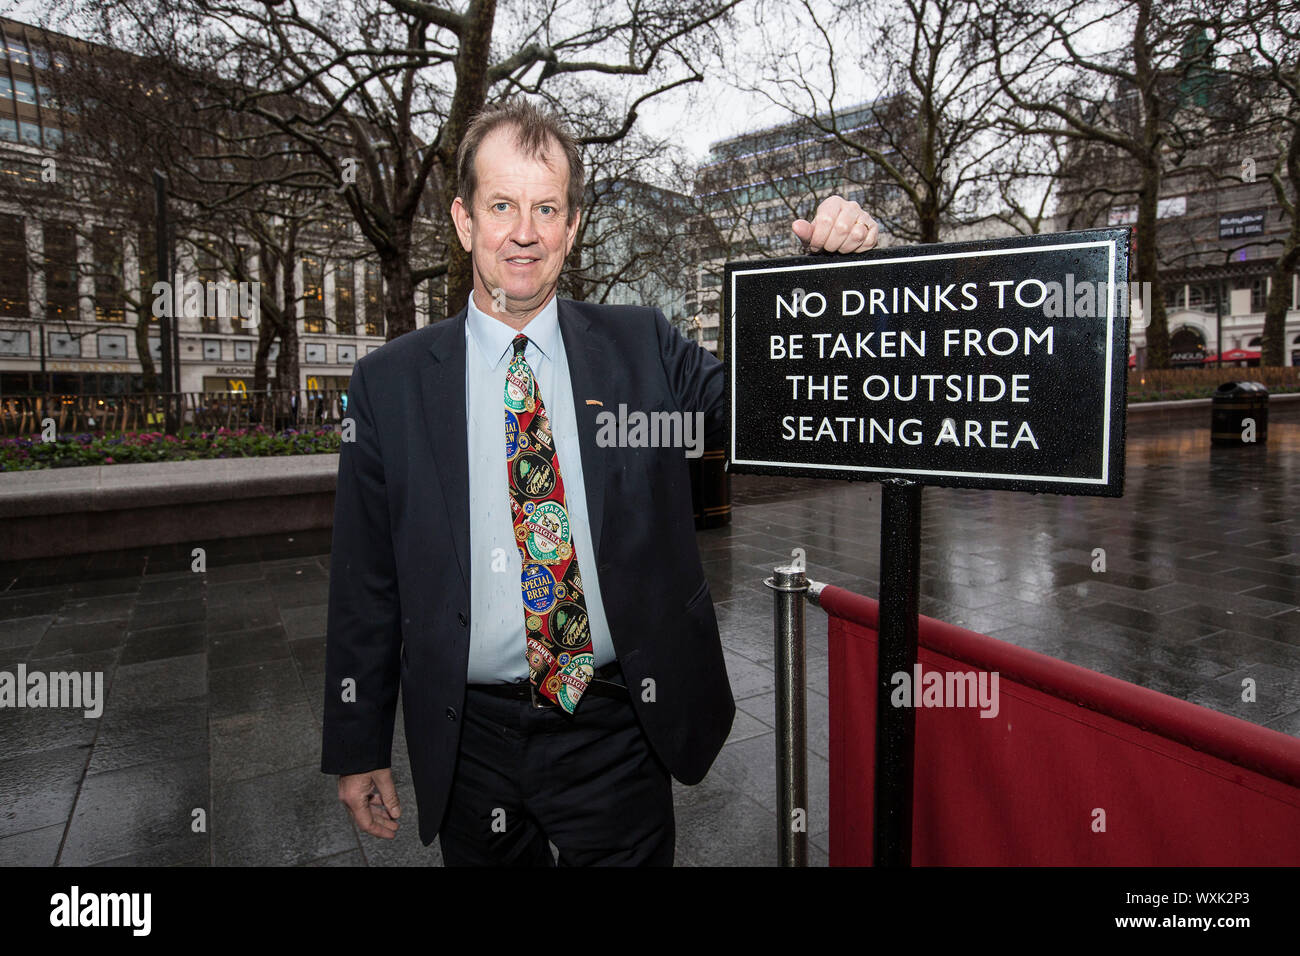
left=463, top=292, right=616, bottom=682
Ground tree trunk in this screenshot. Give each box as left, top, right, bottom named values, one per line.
left=382, top=250, right=418, bottom=339
left=1261, top=121, right=1300, bottom=368
left=135, top=312, right=159, bottom=391
left=253, top=312, right=277, bottom=394
left=1131, top=0, right=1169, bottom=369
left=1135, top=161, right=1170, bottom=369
left=436, top=0, right=498, bottom=320
left=1261, top=263, right=1296, bottom=367
left=253, top=244, right=279, bottom=392
left=275, top=269, right=300, bottom=425
left=919, top=189, right=940, bottom=243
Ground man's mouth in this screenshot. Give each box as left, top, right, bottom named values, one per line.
left=506, top=256, right=539, bottom=265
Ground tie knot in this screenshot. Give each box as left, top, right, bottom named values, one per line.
left=512, top=335, right=528, bottom=357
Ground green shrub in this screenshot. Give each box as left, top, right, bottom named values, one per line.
left=1, top=426, right=342, bottom=471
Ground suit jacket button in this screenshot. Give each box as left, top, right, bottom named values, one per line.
left=457, top=612, right=467, bottom=627
left=446, top=707, right=457, bottom=721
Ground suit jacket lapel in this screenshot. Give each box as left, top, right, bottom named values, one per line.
left=420, top=309, right=472, bottom=593
left=558, top=299, right=608, bottom=566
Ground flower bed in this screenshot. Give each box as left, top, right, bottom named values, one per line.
left=1128, top=383, right=1300, bottom=403
left=1, top=426, right=342, bottom=471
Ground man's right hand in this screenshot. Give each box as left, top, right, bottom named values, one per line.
left=339, top=768, right=401, bottom=839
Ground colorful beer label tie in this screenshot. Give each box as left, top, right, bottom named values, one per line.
left=505, top=334, right=595, bottom=713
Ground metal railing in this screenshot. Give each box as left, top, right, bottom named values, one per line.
left=0, top=389, right=349, bottom=437
left=766, top=564, right=819, bottom=868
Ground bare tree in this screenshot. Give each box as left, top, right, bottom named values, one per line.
left=987, top=0, right=1229, bottom=368
left=1228, top=2, right=1300, bottom=366
left=19, top=31, right=360, bottom=394
left=61, top=0, right=741, bottom=336
left=738, top=0, right=1029, bottom=244
left=561, top=123, right=701, bottom=312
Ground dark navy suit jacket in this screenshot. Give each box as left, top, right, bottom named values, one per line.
left=321, top=298, right=735, bottom=845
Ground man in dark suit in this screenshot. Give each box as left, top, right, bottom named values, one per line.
left=321, top=99, right=879, bottom=865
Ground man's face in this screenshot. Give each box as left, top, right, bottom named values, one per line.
left=451, top=126, right=580, bottom=322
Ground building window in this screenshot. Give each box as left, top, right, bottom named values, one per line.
left=0, top=330, right=30, bottom=356
left=193, top=243, right=240, bottom=333
left=12, top=78, right=36, bottom=106
left=335, top=261, right=355, bottom=335
left=337, top=344, right=356, bottom=365
left=0, top=117, right=15, bottom=143
left=202, top=339, right=221, bottom=360
left=49, top=331, right=79, bottom=358
left=305, top=342, right=326, bottom=364
left=136, top=228, right=161, bottom=324
left=234, top=341, right=252, bottom=361
left=98, top=333, right=127, bottom=359
left=0, top=214, right=28, bottom=317
left=93, top=227, right=125, bottom=322
left=1251, top=278, right=1267, bottom=313
left=44, top=221, right=77, bottom=322
left=302, top=256, right=325, bottom=333
left=1247, top=336, right=1262, bottom=349
left=4, top=31, right=32, bottom=68
left=364, top=262, right=383, bottom=336
left=1187, top=284, right=1218, bottom=309
left=195, top=247, right=219, bottom=332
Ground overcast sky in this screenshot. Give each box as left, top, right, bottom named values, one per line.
left=3, top=0, right=824, bottom=165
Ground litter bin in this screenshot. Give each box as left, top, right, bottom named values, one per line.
left=1211, top=381, right=1268, bottom=446
left=690, top=448, right=731, bottom=529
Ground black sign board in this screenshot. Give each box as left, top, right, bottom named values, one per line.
left=1219, top=210, right=1265, bottom=238
left=724, top=228, right=1130, bottom=497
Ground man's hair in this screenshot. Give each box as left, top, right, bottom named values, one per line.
left=456, top=100, right=584, bottom=223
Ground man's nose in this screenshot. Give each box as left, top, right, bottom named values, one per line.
left=510, top=211, right=539, bottom=244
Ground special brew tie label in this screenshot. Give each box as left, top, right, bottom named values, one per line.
left=506, top=334, right=595, bottom=713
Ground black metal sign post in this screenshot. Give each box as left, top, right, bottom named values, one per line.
left=875, top=478, right=921, bottom=866
left=723, top=228, right=1131, bottom=867
left=153, top=170, right=175, bottom=435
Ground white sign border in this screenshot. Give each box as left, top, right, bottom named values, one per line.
left=727, top=238, right=1119, bottom=487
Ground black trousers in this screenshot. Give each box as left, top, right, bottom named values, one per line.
left=438, top=671, right=675, bottom=866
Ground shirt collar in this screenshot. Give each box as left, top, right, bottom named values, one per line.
left=466, top=290, right=560, bottom=369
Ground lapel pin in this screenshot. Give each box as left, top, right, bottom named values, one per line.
left=585, top=400, right=603, bottom=406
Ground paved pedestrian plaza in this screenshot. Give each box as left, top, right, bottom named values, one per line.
left=1, top=403, right=1296, bottom=865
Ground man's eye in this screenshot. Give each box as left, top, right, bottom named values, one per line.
left=538, top=206, right=555, bottom=216
left=492, top=202, right=509, bottom=212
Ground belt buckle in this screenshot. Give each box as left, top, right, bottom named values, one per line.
left=528, top=682, right=548, bottom=710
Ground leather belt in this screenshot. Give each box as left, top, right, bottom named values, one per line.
left=468, top=661, right=629, bottom=707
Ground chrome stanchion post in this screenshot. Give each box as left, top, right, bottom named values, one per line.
left=766, top=564, right=809, bottom=867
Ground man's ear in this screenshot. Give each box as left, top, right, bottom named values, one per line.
left=450, top=197, right=474, bottom=253
left=563, top=206, right=581, bottom=256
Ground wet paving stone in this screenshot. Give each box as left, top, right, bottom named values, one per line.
left=60, top=755, right=209, bottom=866
left=1, top=411, right=1299, bottom=865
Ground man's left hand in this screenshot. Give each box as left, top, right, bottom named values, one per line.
left=792, top=195, right=879, bottom=254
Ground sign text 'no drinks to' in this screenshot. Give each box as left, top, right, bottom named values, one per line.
left=723, top=229, right=1130, bottom=496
